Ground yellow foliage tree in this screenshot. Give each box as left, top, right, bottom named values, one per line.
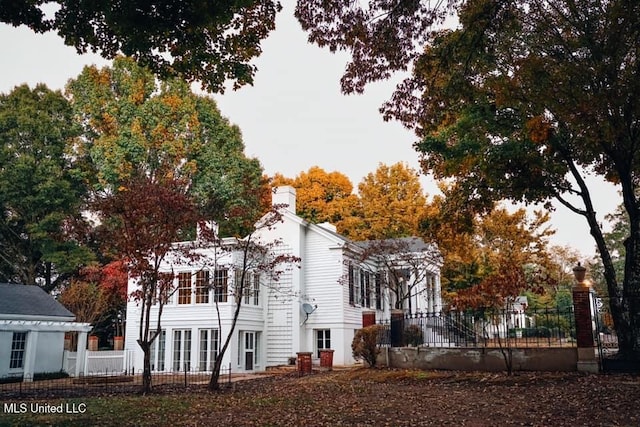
left=353, top=162, right=428, bottom=240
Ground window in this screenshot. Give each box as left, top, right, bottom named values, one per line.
left=178, top=272, right=192, bottom=304
left=354, top=267, right=361, bottom=306
left=173, top=329, right=192, bottom=371
left=361, top=271, right=371, bottom=308
left=316, top=329, right=331, bottom=358
left=214, top=269, right=228, bottom=303
left=252, top=274, right=260, bottom=305
left=348, top=264, right=355, bottom=305
left=149, top=330, right=166, bottom=371
left=375, top=273, right=383, bottom=310
left=195, top=270, right=210, bottom=304
left=10, top=332, right=27, bottom=369
left=199, top=329, right=219, bottom=371
left=238, top=270, right=261, bottom=306
left=349, top=263, right=362, bottom=306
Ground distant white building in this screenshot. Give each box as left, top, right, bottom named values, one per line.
left=124, top=186, right=443, bottom=373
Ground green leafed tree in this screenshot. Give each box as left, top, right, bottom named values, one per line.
left=0, top=84, right=93, bottom=291
left=1, top=1, right=281, bottom=92
left=67, top=57, right=269, bottom=236
left=297, top=0, right=640, bottom=361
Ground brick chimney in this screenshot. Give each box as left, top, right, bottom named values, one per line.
left=273, top=186, right=296, bottom=214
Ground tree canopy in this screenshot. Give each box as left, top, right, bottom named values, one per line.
left=271, top=166, right=361, bottom=236
left=356, top=162, right=427, bottom=240
left=0, top=84, right=93, bottom=291
left=296, top=0, right=640, bottom=359
left=1, top=0, right=282, bottom=92
left=67, top=57, right=268, bottom=235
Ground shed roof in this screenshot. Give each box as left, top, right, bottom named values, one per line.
left=0, top=283, right=75, bottom=320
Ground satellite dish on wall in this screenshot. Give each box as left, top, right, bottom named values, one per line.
left=300, top=303, right=317, bottom=325
left=302, top=303, right=316, bottom=315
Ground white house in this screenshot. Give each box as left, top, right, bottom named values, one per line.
left=124, top=186, right=443, bottom=374
left=0, top=283, right=92, bottom=380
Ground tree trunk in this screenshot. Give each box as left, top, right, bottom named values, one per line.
left=208, top=356, right=223, bottom=391
left=138, top=340, right=152, bottom=395
left=619, top=219, right=640, bottom=361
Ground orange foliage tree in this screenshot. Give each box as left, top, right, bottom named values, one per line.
left=271, top=166, right=362, bottom=236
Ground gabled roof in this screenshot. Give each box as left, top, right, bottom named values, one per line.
left=0, top=283, right=75, bottom=320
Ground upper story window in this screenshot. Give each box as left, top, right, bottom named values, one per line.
left=235, top=269, right=261, bottom=306
left=195, top=270, right=210, bottom=304
left=214, top=269, right=228, bottom=303
left=177, top=272, right=192, bottom=304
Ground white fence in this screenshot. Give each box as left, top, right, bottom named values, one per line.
left=63, top=350, right=133, bottom=376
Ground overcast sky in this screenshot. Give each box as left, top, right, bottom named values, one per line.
left=0, top=4, right=620, bottom=258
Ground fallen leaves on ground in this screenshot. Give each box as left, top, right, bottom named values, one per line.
left=1, top=368, right=638, bottom=426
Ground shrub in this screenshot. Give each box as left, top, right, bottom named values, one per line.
left=403, top=324, right=424, bottom=346
left=352, top=325, right=385, bottom=367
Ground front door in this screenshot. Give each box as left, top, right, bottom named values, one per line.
left=244, top=332, right=255, bottom=371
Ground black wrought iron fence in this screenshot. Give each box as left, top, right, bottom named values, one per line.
left=377, top=305, right=577, bottom=349
left=0, top=365, right=233, bottom=399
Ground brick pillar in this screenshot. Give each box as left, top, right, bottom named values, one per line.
left=114, top=336, right=124, bottom=351
left=362, top=310, right=376, bottom=328
left=573, top=287, right=594, bottom=347
left=573, top=285, right=598, bottom=373
left=296, top=352, right=312, bottom=376
left=390, top=310, right=405, bottom=347
left=88, top=335, right=99, bottom=351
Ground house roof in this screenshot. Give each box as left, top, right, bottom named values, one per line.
left=0, top=283, right=75, bottom=320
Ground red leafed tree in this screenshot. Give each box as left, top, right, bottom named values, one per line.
left=99, top=260, right=128, bottom=337
left=95, top=175, right=200, bottom=394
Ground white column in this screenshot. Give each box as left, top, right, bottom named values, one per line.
left=22, top=330, right=39, bottom=382
left=76, top=331, right=88, bottom=377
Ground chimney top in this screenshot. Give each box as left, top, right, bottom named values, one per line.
left=272, top=186, right=296, bottom=214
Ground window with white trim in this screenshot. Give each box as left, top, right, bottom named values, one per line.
left=315, top=329, right=331, bottom=359
left=178, top=272, right=192, bottom=304
left=214, top=269, right=228, bottom=303
left=195, top=270, right=210, bottom=304
left=173, top=329, right=192, bottom=371
left=199, top=329, right=219, bottom=371
left=149, top=329, right=166, bottom=371
left=10, top=332, right=27, bottom=369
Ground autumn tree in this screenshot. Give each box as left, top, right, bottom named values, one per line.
left=353, top=162, right=428, bottom=240
left=67, top=57, right=268, bottom=235
left=271, top=166, right=361, bottom=236
left=58, top=269, right=107, bottom=326
left=445, top=207, right=553, bottom=307
left=0, top=84, right=94, bottom=291
left=297, top=0, right=640, bottom=361
left=95, top=176, right=200, bottom=394
left=1, top=1, right=281, bottom=92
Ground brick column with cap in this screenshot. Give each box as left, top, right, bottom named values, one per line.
left=362, top=310, right=376, bottom=328
left=572, top=263, right=598, bottom=373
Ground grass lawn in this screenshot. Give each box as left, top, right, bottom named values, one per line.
left=0, top=368, right=638, bottom=426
